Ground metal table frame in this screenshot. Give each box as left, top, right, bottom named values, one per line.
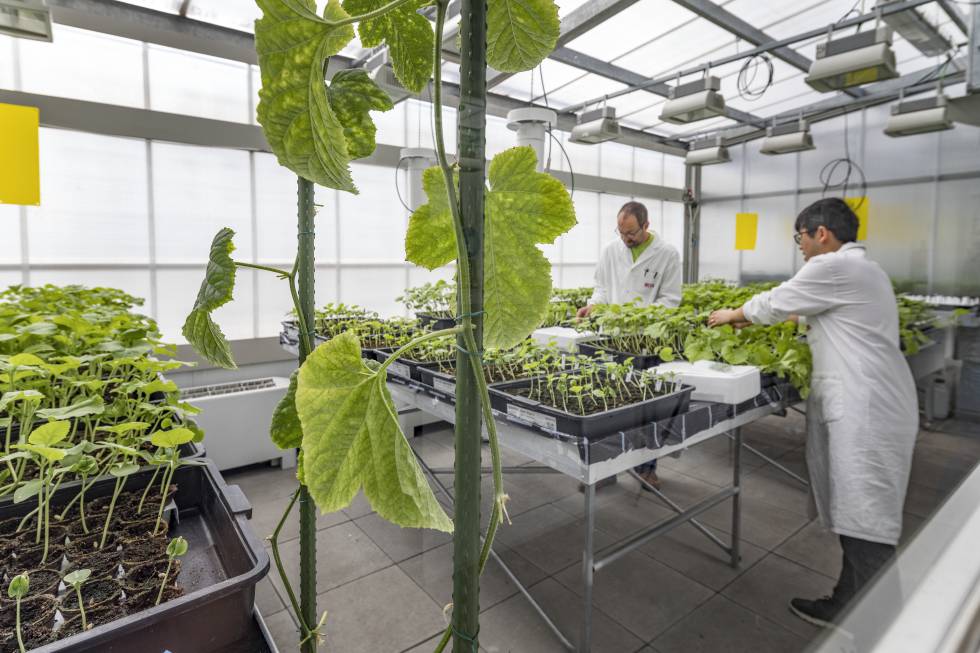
left=388, top=382, right=797, bottom=652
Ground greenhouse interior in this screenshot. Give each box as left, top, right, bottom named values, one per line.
left=1, top=0, right=979, bottom=651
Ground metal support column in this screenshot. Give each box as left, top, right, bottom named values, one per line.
left=682, top=163, right=701, bottom=283
left=730, top=428, right=742, bottom=568
left=580, top=483, right=596, bottom=653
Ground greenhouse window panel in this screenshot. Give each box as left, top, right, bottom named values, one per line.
left=613, top=28, right=743, bottom=80
left=112, top=0, right=181, bottom=15
left=546, top=75, right=630, bottom=112
left=185, top=0, right=262, bottom=33
left=495, top=59, right=586, bottom=104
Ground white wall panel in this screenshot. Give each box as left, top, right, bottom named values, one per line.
left=28, top=269, right=152, bottom=308
left=738, top=195, right=796, bottom=281
left=148, top=45, right=250, bottom=123
left=559, top=191, right=600, bottom=262
left=934, top=179, right=980, bottom=295
left=0, top=206, right=22, bottom=265
left=338, top=164, right=406, bottom=262
left=863, top=104, right=939, bottom=182
left=697, top=200, right=739, bottom=282
left=338, top=267, right=404, bottom=317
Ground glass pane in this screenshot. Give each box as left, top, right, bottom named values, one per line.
left=739, top=195, right=798, bottom=281
left=556, top=263, right=597, bottom=288
left=151, top=142, right=253, bottom=263
left=0, top=36, right=16, bottom=90
left=698, top=199, right=740, bottom=282
left=660, top=200, right=685, bottom=264
left=148, top=44, right=250, bottom=123
left=934, top=179, right=980, bottom=295
left=337, top=267, right=405, bottom=317
left=27, top=269, right=153, bottom=314
left=564, top=0, right=702, bottom=62
left=156, top=268, right=254, bottom=343
left=863, top=103, right=940, bottom=182
left=26, top=130, right=150, bottom=264
left=634, top=148, right=665, bottom=187
left=599, top=141, right=633, bottom=181
left=0, top=206, right=22, bottom=265
left=18, top=26, right=144, bottom=108
left=338, top=163, right=407, bottom=262
left=552, top=131, right=600, bottom=177
left=254, top=151, right=304, bottom=263
left=373, top=101, right=407, bottom=148
left=186, top=0, right=262, bottom=32
left=255, top=268, right=296, bottom=337
left=559, top=191, right=600, bottom=263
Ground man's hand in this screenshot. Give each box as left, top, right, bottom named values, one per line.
left=708, top=308, right=746, bottom=327
left=576, top=304, right=594, bottom=319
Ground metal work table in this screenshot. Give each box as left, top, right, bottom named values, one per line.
left=387, top=377, right=801, bottom=652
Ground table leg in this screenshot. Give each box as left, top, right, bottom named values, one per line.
left=580, top=482, right=596, bottom=653
left=731, top=428, right=742, bottom=569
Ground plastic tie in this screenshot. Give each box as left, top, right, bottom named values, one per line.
left=455, top=344, right=478, bottom=356
left=451, top=625, right=480, bottom=651
left=297, top=230, right=315, bottom=237
left=453, top=310, right=485, bottom=323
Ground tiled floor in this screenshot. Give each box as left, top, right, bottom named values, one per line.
left=226, top=413, right=980, bottom=653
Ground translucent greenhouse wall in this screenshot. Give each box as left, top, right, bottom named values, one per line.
left=699, top=85, right=980, bottom=295
left=0, top=24, right=687, bottom=344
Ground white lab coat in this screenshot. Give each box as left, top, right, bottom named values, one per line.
left=742, top=243, right=917, bottom=545
left=589, top=231, right=682, bottom=308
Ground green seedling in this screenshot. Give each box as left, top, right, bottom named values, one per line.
left=8, top=573, right=29, bottom=653
left=63, top=568, right=92, bottom=630
left=155, top=537, right=188, bottom=606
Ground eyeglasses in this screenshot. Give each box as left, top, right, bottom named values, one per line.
left=615, top=226, right=645, bottom=239
left=793, top=231, right=809, bottom=245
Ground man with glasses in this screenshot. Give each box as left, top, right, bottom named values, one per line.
left=577, top=201, right=682, bottom=489
left=709, top=198, right=917, bottom=628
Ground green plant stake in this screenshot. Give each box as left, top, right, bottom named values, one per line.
left=8, top=573, right=29, bottom=653
left=63, top=569, right=92, bottom=631
left=155, top=537, right=187, bottom=606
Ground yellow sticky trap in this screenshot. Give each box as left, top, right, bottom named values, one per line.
left=845, top=197, right=869, bottom=240
left=0, top=103, right=40, bottom=206
left=735, top=212, right=758, bottom=250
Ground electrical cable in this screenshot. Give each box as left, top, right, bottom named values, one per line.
left=818, top=110, right=866, bottom=209
left=535, top=62, right=574, bottom=199
left=736, top=53, right=774, bottom=101
left=393, top=155, right=413, bottom=212
left=548, top=130, right=575, bottom=200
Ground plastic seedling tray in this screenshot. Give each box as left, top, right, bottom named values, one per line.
left=1, top=461, right=269, bottom=653
left=577, top=340, right=662, bottom=369
left=416, top=312, right=456, bottom=331
left=416, top=365, right=459, bottom=398
left=373, top=348, right=444, bottom=382
left=488, top=377, right=693, bottom=439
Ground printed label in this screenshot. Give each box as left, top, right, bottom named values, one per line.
left=433, top=378, right=456, bottom=396
left=507, top=404, right=558, bottom=432
left=388, top=362, right=411, bottom=378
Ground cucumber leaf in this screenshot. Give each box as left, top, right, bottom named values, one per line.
left=270, top=370, right=302, bottom=450
left=296, top=333, right=452, bottom=532
left=327, top=69, right=393, bottom=160
left=255, top=0, right=357, bottom=191
left=343, top=0, right=433, bottom=93
left=406, top=146, right=576, bottom=348
left=487, top=0, right=560, bottom=73
left=36, top=395, right=104, bottom=420
left=150, top=427, right=195, bottom=449
left=27, top=420, right=70, bottom=447
left=181, top=228, right=237, bottom=369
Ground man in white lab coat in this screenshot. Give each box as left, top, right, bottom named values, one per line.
left=578, top=201, right=682, bottom=489
left=709, top=198, right=917, bottom=627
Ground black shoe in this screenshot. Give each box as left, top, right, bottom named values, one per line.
left=789, top=596, right=843, bottom=628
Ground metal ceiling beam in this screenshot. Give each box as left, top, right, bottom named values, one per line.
left=669, top=0, right=864, bottom=98
left=485, top=0, right=642, bottom=89
left=936, top=0, right=969, bottom=35
left=47, top=0, right=258, bottom=64
left=563, top=0, right=936, bottom=116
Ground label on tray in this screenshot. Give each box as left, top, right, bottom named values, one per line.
left=388, top=362, right=411, bottom=378
left=507, top=404, right=557, bottom=431
left=434, top=378, right=456, bottom=395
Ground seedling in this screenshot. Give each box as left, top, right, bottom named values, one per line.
left=155, top=536, right=187, bottom=606
left=8, top=573, right=29, bottom=653
left=63, top=568, right=92, bottom=631
left=97, top=443, right=143, bottom=549
left=146, top=427, right=197, bottom=534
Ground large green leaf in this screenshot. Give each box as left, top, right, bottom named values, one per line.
left=181, top=228, right=238, bottom=369
left=487, top=0, right=560, bottom=73
left=406, top=146, right=576, bottom=348
left=270, top=370, right=302, bottom=450
left=295, top=333, right=452, bottom=532
left=36, top=395, right=104, bottom=420
left=255, top=0, right=357, bottom=191
left=343, top=0, right=433, bottom=93
left=150, top=427, right=195, bottom=449
left=327, top=69, right=393, bottom=160
left=27, top=420, right=70, bottom=447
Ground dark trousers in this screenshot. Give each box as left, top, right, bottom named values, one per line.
left=635, top=460, right=658, bottom=474
left=834, top=535, right=896, bottom=604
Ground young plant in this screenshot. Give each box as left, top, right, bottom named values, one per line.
left=63, top=568, right=92, bottom=631
left=97, top=444, right=143, bottom=549
left=7, top=573, right=29, bottom=653
left=155, top=536, right=187, bottom=606
left=146, top=427, right=197, bottom=535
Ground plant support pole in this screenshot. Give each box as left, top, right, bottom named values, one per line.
left=453, top=1, right=487, bottom=650
left=296, top=176, right=318, bottom=653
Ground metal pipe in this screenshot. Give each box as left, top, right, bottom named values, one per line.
left=580, top=483, right=596, bottom=653
left=730, top=428, right=741, bottom=569
left=425, top=465, right=561, bottom=475
left=730, top=436, right=811, bottom=487
left=594, top=486, right=738, bottom=573
left=629, top=470, right=732, bottom=554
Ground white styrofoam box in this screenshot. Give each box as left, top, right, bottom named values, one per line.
left=653, top=360, right=761, bottom=405
left=531, top=326, right=597, bottom=352
left=183, top=377, right=297, bottom=471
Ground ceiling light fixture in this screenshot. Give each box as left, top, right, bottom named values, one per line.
left=760, top=119, right=815, bottom=155
left=884, top=92, right=954, bottom=136
left=660, top=75, right=726, bottom=124
left=0, top=0, right=52, bottom=42
left=806, top=23, right=898, bottom=92
left=685, top=136, right=730, bottom=166
left=568, top=106, right=621, bottom=145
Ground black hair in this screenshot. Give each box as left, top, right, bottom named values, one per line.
left=618, top=201, right=648, bottom=227
left=794, top=198, right=859, bottom=243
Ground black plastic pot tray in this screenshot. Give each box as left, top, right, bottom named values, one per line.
left=488, top=377, right=693, bottom=439
left=416, top=312, right=456, bottom=331
left=577, top=340, right=662, bottom=369
left=374, top=348, right=444, bottom=383
left=4, top=461, right=269, bottom=653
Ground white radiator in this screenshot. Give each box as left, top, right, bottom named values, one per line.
left=182, top=377, right=297, bottom=472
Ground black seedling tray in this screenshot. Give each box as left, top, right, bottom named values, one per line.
left=488, top=377, right=693, bottom=439
left=2, top=460, right=269, bottom=653
left=416, top=312, right=455, bottom=331
left=415, top=365, right=460, bottom=399
left=374, top=348, right=445, bottom=383
left=577, top=340, right=662, bottom=369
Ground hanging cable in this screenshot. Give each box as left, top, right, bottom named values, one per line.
left=819, top=111, right=866, bottom=209
left=548, top=130, right=575, bottom=200
left=538, top=64, right=555, bottom=173
left=736, top=53, right=774, bottom=101
left=393, top=156, right=413, bottom=212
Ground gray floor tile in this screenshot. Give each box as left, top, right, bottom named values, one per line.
left=652, top=594, right=807, bottom=653
left=354, top=512, right=452, bottom=563
left=226, top=466, right=301, bottom=502
left=903, top=481, right=949, bottom=519
left=738, top=464, right=811, bottom=517
left=401, top=633, right=490, bottom=653
left=255, top=575, right=285, bottom=617
left=698, top=492, right=809, bottom=551
left=264, top=609, right=300, bottom=653
left=399, top=541, right=547, bottom=612
left=554, top=550, right=715, bottom=642
left=342, top=490, right=376, bottom=520
left=479, top=578, right=643, bottom=653
left=498, top=472, right=583, bottom=519
left=317, top=565, right=447, bottom=653
left=268, top=521, right=393, bottom=598
left=722, top=553, right=834, bottom=640
left=901, top=511, right=927, bottom=544
left=774, top=520, right=841, bottom=579
left=555, top=487, right=677, bottom=543
left=496, top=503, right=616, bottom=575
left=250, top=490, right=349, bottom=547
left=640, top=520, right=768, bottom=591
left=640, top=468, right=726, bottom=510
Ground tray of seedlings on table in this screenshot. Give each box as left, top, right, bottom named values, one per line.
left=375, top=335, right=456, bottom=383
left=540, top=286, right=593, bottom=328
left=417, top=339, right=574, bottom=400
left=897, top=295, right=940, bottom=356
left=488, top=356, right=693, bottom=439
left=397, top=280, right=457, bottom=330
left=305, top=303, right=381, bottom=348
left=576, top=302, right=695, bottom=369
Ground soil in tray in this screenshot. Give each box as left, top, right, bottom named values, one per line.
left=66, top=532, right=121, bottom=560
left=59, top=579, right=123, bottom=614
left=6, top=568, right=62, bottom=597
left=0, top=594, right=57, bottom=632
left=125, top=583, right=183, bottom=612
left=54, top=603, right=126, bottom=640
left=0, top=620, right=52, bottom=653
left=505, top=383, right=678, bottom=417
left=122, top=559, right=180, bottom=593
left=12, top=543, right=66, bottom=573
left=121, top=536, right=168, bottom=568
